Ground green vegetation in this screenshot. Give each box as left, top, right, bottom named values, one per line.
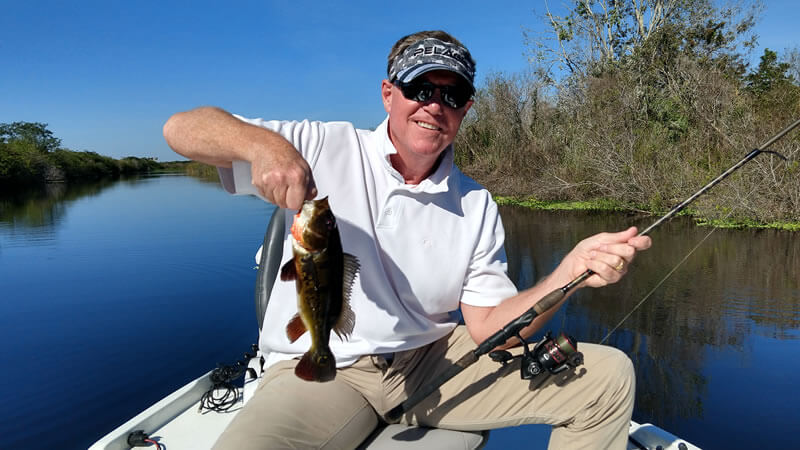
left=494, top=196, right=627, bottom=211
left=4, top=1, right=798, bottom=230
left=163, top=160, right=221, bottom=182
left=0, top=121, right=218, bottom=186
left=694, top=217, right=800, bottom=231
left=497, top=195, right=799, bottom=231
left=456, top=0, right=800, bottom=230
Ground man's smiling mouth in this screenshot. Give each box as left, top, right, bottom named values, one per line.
left=416, top=121, right=440, bottom=131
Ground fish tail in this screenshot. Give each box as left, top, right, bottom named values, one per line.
left=294, top=347, right=336, bottom=382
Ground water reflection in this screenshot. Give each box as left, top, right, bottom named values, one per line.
left=0, top=174, right=204, bottom=242
left=2, top=179, right=796, bottom=449
left=0, top=173, right=266, bottom=450
left=499, top=205, right=799, bottom=431
left=0, top=181, right=115, bottom=251
left=0, top=179, right=122, bottom=228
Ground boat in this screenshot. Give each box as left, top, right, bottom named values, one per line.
left=91, top=208, right=701, bottom=450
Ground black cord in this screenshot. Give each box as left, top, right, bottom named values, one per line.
left=198, top=346, right=259, bottom=413
left=127, top=430, right=164, bottom=449
left=198, top=363, right=244, bottom=412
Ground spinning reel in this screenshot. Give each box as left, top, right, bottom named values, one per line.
left=489, top=331, right=584, bottom=379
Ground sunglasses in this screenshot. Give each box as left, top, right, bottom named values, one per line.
left=393, top=79, right=473, bottom=109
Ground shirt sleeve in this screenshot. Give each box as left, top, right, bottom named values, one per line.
left=459, top=198, right=518, bottom=307
left=216, top=115, right=328, bottom=196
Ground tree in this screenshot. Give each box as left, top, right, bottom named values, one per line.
left=787, top=46, right=800, bottom=83
left=529, top=0, right=761, bottom=79
left=745, top=48, right=795, bottom=94
left=0, top=121, right=62, bottom=153
left=0, top=139, right=48, bottom=184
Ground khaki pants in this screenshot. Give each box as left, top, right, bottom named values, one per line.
left=214, top=326, right=635, bottom=449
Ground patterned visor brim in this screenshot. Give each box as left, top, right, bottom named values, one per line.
left=388, top=38, right=475, bottom=90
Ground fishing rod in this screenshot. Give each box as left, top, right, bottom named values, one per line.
left=385, top=118, right=799, bottom=423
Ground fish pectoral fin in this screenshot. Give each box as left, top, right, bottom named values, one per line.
left=280, top=260, right=298, bottom=281
left=286, top=313, right=307, bottom=342
left=333, top=253, right=359, bottom=340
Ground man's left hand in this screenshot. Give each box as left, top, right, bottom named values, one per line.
left=560, top=226, right=652, bottom=288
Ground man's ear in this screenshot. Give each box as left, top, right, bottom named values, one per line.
left=381, top=80, right=393, bottom=114
left=461, top=99, right=474, bottom=118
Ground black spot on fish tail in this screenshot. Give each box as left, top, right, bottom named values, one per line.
left=294, top=348, right=336, bottom=382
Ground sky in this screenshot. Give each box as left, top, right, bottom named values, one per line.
left=1, top=0, right=798, bottom=162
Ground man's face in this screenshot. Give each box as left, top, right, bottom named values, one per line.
left=381, top=70, right=473, bottom=168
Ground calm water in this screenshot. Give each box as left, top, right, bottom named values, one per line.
left=1, top=174, right=798, bottom=449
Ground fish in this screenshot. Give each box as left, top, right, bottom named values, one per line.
left=279, top=197, right=358, bottom=382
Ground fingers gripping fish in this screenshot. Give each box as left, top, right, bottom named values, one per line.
left=279, top=197, right=358, bottom=382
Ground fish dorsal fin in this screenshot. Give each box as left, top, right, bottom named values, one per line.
left=333, top=253, right=359, bottom=340
left=286, top=313, right=307, bottom=343
left=280, top=259, right=297, bottom=281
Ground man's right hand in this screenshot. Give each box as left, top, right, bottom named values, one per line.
left=163, top=106, right=317, bottom=210
left=248, top=136, right=317, bottom=210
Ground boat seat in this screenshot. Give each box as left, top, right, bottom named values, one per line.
left=358, top=424, right=487, bottom=449
left=254, top=208, right=489, bottom=449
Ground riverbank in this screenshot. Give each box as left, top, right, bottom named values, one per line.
left=0, top=121, right=223, bottom=186
left=494, top=196, right=800, bottom=231
left=0, top=151, right=220, bottom=186
left=1, top=148, right=217, bottom=188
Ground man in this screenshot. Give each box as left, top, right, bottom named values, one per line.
left=163, top=30, right=651, bottom=449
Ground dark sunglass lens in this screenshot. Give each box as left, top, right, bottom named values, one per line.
left=441, top=91, right=459, bottom=109
left=441, top=86, right=471, bottom=109
left=408, top=82, right=434, bottom=102
left=397, top=80, right=471, bottom=108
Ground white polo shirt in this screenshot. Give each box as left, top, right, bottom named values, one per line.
left=219, top=116, right=518, bottom=369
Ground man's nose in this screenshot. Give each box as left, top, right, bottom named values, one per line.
left=422, top=88, right=445, bottom=112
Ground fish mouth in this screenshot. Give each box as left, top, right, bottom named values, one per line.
left=290, top=197, right=333, bottom=251
left=291, top=209, right=311, bottom=247
left=291, top=199, right=323, bottom=249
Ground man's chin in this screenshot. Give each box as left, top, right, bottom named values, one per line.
left=409, top=144, right=447, bottom=158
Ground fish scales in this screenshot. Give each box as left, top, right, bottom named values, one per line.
left=279, top=197, right=357, bottom=382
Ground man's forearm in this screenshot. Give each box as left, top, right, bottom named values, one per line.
left=462, top=271, right=574, bottom=348
left=163, top=106, right=271, bottom=168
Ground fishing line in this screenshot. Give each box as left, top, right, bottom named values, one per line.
left=385, top=118, right=798, bottom=423
left=600, top=223, right=719, bottom=345
left=599, top=174, right=767, bottom=344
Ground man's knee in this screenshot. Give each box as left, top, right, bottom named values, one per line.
left=606, top=346, right=635, bottom=404
left=581, top=344, right=636, bottom=417
left=213, top=361, right=380, bottom=449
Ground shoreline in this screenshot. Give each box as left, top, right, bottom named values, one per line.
left=494, top=196, right=800, bottom=232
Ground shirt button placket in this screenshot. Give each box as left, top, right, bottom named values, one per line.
left=378, top=194, right=401, bottom=228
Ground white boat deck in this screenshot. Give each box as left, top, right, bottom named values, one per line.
left=91, top=357, right=700, bottom=450
left=90, top=368, right=248, bottom=450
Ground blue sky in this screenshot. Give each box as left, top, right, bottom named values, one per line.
left=1, top=0, right=798, bottom=162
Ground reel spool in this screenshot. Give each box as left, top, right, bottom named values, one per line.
left=489, top=331, right=584, bottom=379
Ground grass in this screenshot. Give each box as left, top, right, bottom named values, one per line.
left=693, top=217, right=800, bottom=231
left=494, top=196, right=627, bottom=211
left=496, top=195, right=800, bottom=231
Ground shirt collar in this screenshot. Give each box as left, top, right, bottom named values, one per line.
left=375, top=116, right=453, bottom=194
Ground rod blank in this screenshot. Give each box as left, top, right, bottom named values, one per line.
left=384, top=118, right=800, bottom=423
